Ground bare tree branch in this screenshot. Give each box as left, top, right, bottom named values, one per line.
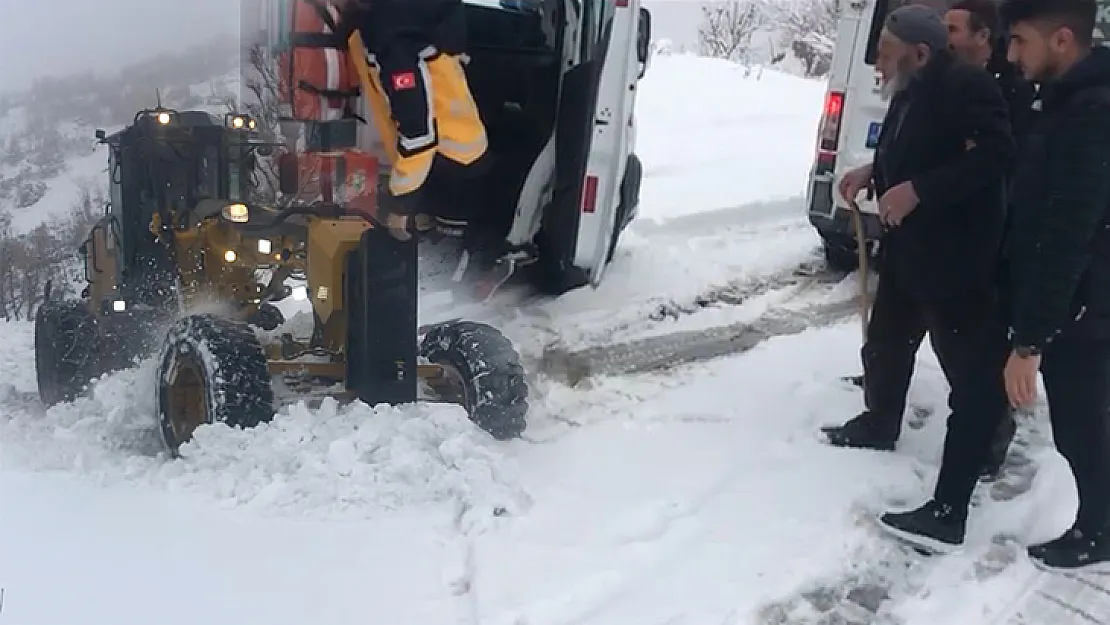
left=242, top=43, right=285, bottom=205
left=697, top=0, right=768, bottom=65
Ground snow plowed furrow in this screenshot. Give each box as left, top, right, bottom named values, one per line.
left=539, top=278, right=865, bottom=384
left=525, top=254, right=840, bottom=349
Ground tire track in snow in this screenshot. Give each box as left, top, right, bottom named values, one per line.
left=539, top=274, right=863, bottom=384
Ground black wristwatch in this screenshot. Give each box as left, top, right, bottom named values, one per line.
left=1015, top=345, right=1042, bottom=358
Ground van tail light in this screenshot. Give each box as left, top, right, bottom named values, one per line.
left=581, top=175, right=599, bottom=213
left=818, top=91, right=845, bottom=154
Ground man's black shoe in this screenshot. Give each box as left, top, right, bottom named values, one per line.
left=878, top=499, right=966, bottom=554
left=820, top=413, right=897, bottom=451
left=1028, top=527, right=1110, bottom=574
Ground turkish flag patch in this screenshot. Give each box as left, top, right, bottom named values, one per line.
left=391, top=71, right=417, bottom=91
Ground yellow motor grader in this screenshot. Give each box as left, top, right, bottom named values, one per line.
left=33, top=107, right=528, bottom=453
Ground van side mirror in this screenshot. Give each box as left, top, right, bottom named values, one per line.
left=278, top=152, right=299, bottom=196
left=95, top=129, right=106, bottom=140
left=637, top=8, right=652, bottom=79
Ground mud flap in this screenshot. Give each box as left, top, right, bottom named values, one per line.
left=345, top=227, right=419, bottom=406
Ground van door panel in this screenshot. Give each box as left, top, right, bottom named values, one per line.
left=573, top=0, right=640, bottom=285
left=543, top=49, right=606, bottom=284
left=543, top=0, right=628, bottom=285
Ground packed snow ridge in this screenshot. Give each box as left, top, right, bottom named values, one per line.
left=0, top=326, right=528, bottom=526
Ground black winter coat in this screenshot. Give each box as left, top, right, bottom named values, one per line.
left=872, top=49, right=1016, bottom=301
left=992, top=62, right=1038, bottom=153
left=1006, top=47, right=1110, bottom=349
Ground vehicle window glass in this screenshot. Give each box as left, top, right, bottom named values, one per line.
left=164, top=159, right=190, bottom=208
left=196, top=145, right=220, bottom=200
left=228, top=155, right=243, bottom=202
left=109, top=150, right=123, bottom=217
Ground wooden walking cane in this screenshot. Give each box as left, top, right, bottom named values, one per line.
left=848, top=199, right=870, bottom=340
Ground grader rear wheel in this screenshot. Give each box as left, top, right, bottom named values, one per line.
left=156, top=314, right=275, bottom=455
left=35, top=300, right=101, bottom=407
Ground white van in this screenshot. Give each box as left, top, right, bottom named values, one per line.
left=805, top=0, right=953, bottom=271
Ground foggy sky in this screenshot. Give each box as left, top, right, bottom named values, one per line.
left=0, top=0, right=239, bottom=92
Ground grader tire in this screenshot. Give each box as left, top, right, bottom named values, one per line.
left=420, top=321, right=528, bottom=440
left=156, top=314, right=274, bottom=455
left=35, top=300, right=101, bottom=407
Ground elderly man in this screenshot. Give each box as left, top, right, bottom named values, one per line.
left=820, top=5, right=1016, bottom=552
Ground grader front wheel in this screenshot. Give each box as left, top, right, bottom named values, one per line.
left=420, top=321, right=529, bottom=440
left=156, top=314, right=275, bottom=455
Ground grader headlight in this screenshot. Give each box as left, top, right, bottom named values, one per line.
left=221, top=202, right=249, bottom=223
left=156, top=111, right=171, bottom=125
left=226, top=113, right=256, bottom=130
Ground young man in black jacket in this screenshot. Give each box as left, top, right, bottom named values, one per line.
left=999, top=0, right=1110, bottom=574
left=824, top=4, right=1018, bottom=553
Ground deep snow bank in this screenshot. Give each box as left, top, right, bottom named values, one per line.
left=0, top=321, right=528, bottom=524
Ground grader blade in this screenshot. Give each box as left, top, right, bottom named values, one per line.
left=346, top=227, right=420, bottom=406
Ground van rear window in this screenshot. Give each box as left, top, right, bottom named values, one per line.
left=864, top=0, right=955, bottom=65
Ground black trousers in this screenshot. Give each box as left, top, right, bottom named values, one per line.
left=861, top=270, right=1011, bottom=510
left=1041, top=337, right=1110, bottom=534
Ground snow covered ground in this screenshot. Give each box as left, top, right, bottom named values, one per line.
left=0, top=54, right=1093, bottom=625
